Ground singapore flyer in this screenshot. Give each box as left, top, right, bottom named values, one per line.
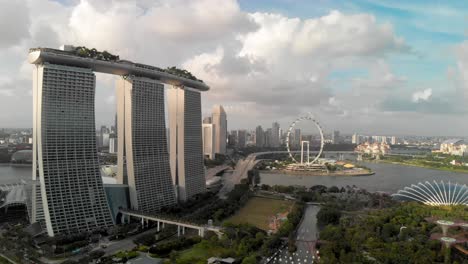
left=285, top=113, right=325, bottom=166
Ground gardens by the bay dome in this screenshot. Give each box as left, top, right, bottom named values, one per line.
left=392, top=181, right=467, bottom=206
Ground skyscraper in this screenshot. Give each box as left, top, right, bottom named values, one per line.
left=293, top=128, right=301, bottom=148
left=202, top=123, right=215, bottom=159
left=113, top=113, right=118, bottom=152
left=109, top=133, right=117, bottom=154
left=265, top=128, right=272, bottom=147
left=228, top=130, right=238, bottom=147
left=237, top=130, right=247, bottom=148
left=102, top=126, right=110, bottom=148
left=255, top=126, right=265, bottom=147
left=352, top=133, right=360, bottom=145
left=29, top=46, right=210, bottom=235
left=212, top=105, right=227, bottom=155
left=332, top=130, right=340, bottom=144
left=271, top=122, right=280, bottom=147
left=32, top=64, right=113, bottom=236
left=117, top=76, right=176, bottom=213
left=203, top=116, right=212, bottom=124
left=168, top=87, right=206, bottom=202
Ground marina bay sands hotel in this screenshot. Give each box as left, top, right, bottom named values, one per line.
left=28, top=46, right=208, bottom=236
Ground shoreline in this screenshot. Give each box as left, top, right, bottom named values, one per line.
left=260, top=169, right=375, bottom=177
left=370, top=160, right=468, bottom=174
left=0, top=163, right=32, bottom=167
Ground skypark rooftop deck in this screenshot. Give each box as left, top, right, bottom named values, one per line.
left=28, top=47, right=210, bottom=91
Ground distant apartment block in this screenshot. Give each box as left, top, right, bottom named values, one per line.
left=168, top=87, right=206, bottom=202
left=117, top=76, right=176, bottom=212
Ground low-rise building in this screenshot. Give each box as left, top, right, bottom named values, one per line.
left=355, top=142, right=391, bottom=156
left=439, top=139, right=468, bottom=156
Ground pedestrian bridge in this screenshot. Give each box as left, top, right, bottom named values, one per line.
left=119, top=209, right=223, bottom=238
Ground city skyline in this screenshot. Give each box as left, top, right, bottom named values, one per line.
left=1, top=0, right=468, bottom=136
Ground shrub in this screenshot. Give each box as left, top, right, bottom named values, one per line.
left=317, top=207, right=341, bottom=226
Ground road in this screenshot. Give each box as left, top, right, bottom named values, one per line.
left=100, top=228, right=159, bottom=256
left=267, top=205, right=321, bottom=264
left=219, top=153, right=259, bottom=197
left=205, top=165, right=231, bottom=180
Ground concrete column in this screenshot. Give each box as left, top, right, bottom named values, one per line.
left=182, top=226, right=185, bottom=235
left=162, top=222, right=165, bottom=228
left=177, top=226, right=181, bottom=237
left=157, top=221, right=160, bottom=232
left=141, top=218, right=144, bottom=226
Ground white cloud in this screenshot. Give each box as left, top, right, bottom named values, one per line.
left=455, top=41, right=468, bottom=91
left=412, top=89, right=432, bottom=102
left=239, top=10, right=408, bottom=65
left=0, top=89, right=14, bottom=97
left=4, top=0, right=461, bottom=134
left=183, top=10, right=409, bottom=127
left=0, top=0, right=30, bottom=48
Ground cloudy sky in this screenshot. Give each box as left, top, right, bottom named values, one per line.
left=1, top=0, right=468, bottom=136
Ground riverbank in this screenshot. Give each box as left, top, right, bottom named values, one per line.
left=372, top=159, right=468, bottom=174
left=261, top=169, right=374, bottom=177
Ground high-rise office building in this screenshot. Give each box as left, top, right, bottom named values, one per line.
left=352, top=133, right=360, bottom=145
left=202, top=123, right=215, bottom=159
left=293, top=128, right=301, bottom=148
left=271, top=122, right=280, bottom=148
left=168, top=87, right=206, bottom=202
left=117, top=76, right=176, bottom=212
left=228, top=130, right=237, bottom=147
left=31, top=64, right=113, bottom=236
left=391, top=136, right=397, bottom=145
left=279, top=128, right=284, bottom=145
left=212, top=105, right=227, bottom=155
left=265, top=128, right=272, bottom=147
left=109, top=134, right=117, bottom=154
left=332, top=130, right=340, bottom=144
left=203, top=116, right=212, bottom=124
left=113, top=113, right=118, bottom=152
left=237, top=130, right=246, bottom=148
left=255, top=125, right=265, bottom=147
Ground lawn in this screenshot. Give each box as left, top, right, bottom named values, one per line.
left=226, top=197, right=294, bottom=230
left=175, top=240, right=233, bottom=264
left=0, top=255, right=12, bottom=264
